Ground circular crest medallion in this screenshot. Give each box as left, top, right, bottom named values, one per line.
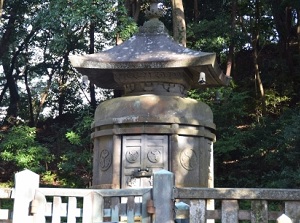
left=180, top=148, right=197, bottom=171
left=99, top=149, right=111, bottom=171
left=147, top=149, right=161, bottom=163
left=126, top=150, right=139, bottom=163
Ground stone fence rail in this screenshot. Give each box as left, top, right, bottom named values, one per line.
left=0, top=169, right=299, bottom=222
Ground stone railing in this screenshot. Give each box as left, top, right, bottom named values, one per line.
left=0, top=169, right=300, bottom=222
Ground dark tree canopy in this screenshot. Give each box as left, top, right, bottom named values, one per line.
left=0, top=0, right=300, bottom=188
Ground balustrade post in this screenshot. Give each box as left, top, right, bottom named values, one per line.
left=153, top=170, right=174, bottom=223
left=285, top=201, right=300, bottom=222
left=12, top=169, right=39, bottom=223
left=277, top=214, right=292, bottom=223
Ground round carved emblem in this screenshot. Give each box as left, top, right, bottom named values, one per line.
left=147, top=149, right=161, bottom=163
left=99, top=149, right=111, bottom=171
left=126, top=150, right=139, bottom=163
left=180, top=148, right=197, bottom=171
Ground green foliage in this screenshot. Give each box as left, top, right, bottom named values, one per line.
left=189, top=87, right=252, bottom=126
left=43, top=0, right=117, bottom=55
left=190, top=85, right=300, bottom=188
left=187, top=17, right=231, bottom=53
left=1, top=0, right=300, bottom=190
left=0, top=182, right=13, bottom=188
left=265, top=89, right=290, bottom=115
left=213, top=105, right=300, bottom=188
left=45, top=109, right=94, bottom=187
left=0, top=125, right=51, bottom=172
left=117, top=19, right=138, bottom=41
left=66, top=131, right=81, bottom=146
left=41, top=171, right=58, bottom=185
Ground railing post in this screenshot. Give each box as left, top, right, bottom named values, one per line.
left=277, top=214, right=292, bottom=223
left=285, top=201, right=300, bottom=222
left=12, top=169, right=39, bottom=223
left=222, top=200, right=238, bottom=223
left=153, top=170, right=174, bottom=223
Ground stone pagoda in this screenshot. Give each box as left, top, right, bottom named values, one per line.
left=70, top=0, right=229, bottom=189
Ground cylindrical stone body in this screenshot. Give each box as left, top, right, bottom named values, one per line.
left=91, top=94, right=215, bottom=189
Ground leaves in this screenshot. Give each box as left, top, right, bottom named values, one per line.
left=0, top=0, right=300, bottom=189
left=65, top=131, right=81, bottom=145
left=0, top=125, right=51, bottom=172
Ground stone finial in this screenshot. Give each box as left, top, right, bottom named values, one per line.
left=140, top=0, right=168, bottom=34
left=277, top=214, right=292, bottom=223
left=144, top=0, right=166, bottom=19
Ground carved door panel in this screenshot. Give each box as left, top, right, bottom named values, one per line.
left=122, top=135, right=168, bottom=188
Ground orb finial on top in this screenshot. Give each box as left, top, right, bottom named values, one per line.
left=144, top=0, right=166, bottom=19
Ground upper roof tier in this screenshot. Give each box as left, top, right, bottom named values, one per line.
left=69, top=2, right=230, bottom=93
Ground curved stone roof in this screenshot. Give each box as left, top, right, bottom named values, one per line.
left=70, top=19, right=229, bottom=90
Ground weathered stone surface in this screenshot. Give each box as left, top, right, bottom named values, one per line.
left=71, top=2, right=220, bottom=190
left=92, top=94, right=215, bottom=189
left=69, top=19, right=229, bottom=91
left=93, top=95, right=214, bottom=126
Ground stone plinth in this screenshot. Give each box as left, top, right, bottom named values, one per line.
left=91, top=94, right=215, bottom=189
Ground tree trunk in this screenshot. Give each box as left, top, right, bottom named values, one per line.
left=171, top=0, right=186, bottom=47
left=252, top=0, right=266, bottom=117
left=0, top=83, right=8, bottom=105
left=125, top=0, right=141, bottom=22
left=58, top=55, right=69, bottom=117
left=254, top=54, right=266, bottom=117
left=1, top=20, right=36, bottom=120
left=270, top=0, right=288, bottom=53
left=89, top=21, right=97, bottom=111
left=0, top=12, right=16, bottom=59
left=24, top=66, right=35, bottom=126
left=294, top=9, right=300, bottom=104
left=0, top=0, right=3, bottom=19
left=297, top=9, right=300, bottom=55
left=3, top=60, right=20, bottom=119
left=34, top=69, right=54, bottom=125
left=194, top=0, right=199, bottom=21
left=58, top=77, right=65, bottom=117
left=226, top=0, right=237, bottom=78
left=119, top=0, right=141, bottom=45
left=270, top=0, right=294, bottom=75
left=132, top=0, right=141, bottom=22
left=284, top=6, right=294, bottom=75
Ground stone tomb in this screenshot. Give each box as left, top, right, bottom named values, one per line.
left=70, top=1, right=229, bottom=189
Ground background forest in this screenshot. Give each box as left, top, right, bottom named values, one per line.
left=0, top=0, right=300, bottom=189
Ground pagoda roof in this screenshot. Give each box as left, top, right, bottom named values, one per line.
left=70, top=19, right=229, bottom=90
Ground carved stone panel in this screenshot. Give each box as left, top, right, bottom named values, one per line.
left=122, top=134, right=168, bottom=188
